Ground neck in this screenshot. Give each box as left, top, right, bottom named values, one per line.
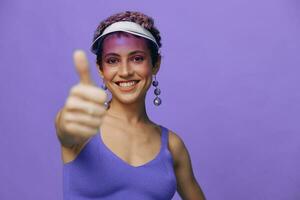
left=106, top=96, right=151, bottom=125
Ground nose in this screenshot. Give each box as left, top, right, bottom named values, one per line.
left=118, top=60, right=133, bottom=77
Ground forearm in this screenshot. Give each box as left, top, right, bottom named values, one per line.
left=182, top=180, right=206, bottom=200
left=178, top=178, right=206, bottom=200
left=192, top=180, right=206, bottom=200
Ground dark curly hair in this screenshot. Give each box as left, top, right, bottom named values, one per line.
left=92, top=11, right=162, bottom=70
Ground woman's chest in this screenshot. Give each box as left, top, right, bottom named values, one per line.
left=99, top=128, right=162, bottom=168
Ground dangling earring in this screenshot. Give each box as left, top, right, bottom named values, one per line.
left=152, top=75, right=161, bottom=106
left=101, top=82, right=107, bottom=90
left=101, top=81, right=110, bottom=109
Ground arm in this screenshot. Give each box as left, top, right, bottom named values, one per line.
left=169, top=131, right=206, bottom=200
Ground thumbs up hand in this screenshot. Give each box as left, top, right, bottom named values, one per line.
left=56, top=50, right=108, bottom=147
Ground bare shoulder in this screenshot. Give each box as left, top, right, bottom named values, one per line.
left=168, top=129, right=185, bottom=150
left=167, top=129, right=188, bottom=167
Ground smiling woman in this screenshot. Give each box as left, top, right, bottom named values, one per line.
left=55, top=11, right=206, bottom=200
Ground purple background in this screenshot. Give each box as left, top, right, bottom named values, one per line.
left=1, top=0, right=299, bottom=199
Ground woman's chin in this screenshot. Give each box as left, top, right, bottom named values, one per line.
left=112, top=93, right=145, bottom=105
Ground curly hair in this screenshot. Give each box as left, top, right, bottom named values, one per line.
left=92, top=11, right=162, bottom=70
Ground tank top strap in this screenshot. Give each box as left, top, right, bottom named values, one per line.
left=159, top=125, right=169, bottom=150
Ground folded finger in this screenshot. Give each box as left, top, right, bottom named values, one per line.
left=64, top=112, right=102, bottom=129
left=70, top=84, right=107, bottom=104
left=65, top=96, right=107, bottom=117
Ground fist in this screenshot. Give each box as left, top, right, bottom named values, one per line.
left=57, top=50, right=108, bottom=143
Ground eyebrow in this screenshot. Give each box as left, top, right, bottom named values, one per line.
left=104, top=50, right=146, bottom=58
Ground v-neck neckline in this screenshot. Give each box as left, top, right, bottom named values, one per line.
left=98, top=125, right=164, bottom=169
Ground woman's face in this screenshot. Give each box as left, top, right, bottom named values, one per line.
left=99, top=32, right=160, bottom=105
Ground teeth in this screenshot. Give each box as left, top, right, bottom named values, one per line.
left=119, top=81, right=137, bottom=87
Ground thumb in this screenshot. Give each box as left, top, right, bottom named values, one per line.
left=73, top=49, right=93, bottom=85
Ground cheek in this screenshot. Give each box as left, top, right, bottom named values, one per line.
left=102, top=67, right=117, bottom=79
left=134, top=64, right=152, bottom=77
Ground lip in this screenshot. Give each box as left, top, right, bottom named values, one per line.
left=114, top=80, right=140, bottom=92
left=115, top=80, right=140, bottom=84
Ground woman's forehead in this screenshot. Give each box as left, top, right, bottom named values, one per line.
left=102, top=32, right=149, bottom=54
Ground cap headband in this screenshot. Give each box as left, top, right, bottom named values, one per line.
left=90, top=21, right=159, bottom=55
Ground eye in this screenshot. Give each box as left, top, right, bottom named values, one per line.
left=131, top=55, right=144, bottom=63
left=106, top=57, right=119, bottom=64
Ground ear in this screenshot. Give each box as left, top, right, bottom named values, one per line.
left=97, top=64, right=104, bottom=79
left=152, top=55, right=161, bottom=75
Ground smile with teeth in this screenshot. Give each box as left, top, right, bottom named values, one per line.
left=116, top=80, right=139, bottom=88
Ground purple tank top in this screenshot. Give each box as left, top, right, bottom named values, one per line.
left=63, top=125, right=177, bottom=200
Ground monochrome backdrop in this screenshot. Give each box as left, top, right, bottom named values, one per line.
left=1, top=0, right=299, bottom=199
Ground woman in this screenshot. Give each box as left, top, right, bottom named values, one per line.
left=55, top=11, right=206, bottom=200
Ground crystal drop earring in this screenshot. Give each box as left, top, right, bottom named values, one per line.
left=101, top=81, right=110, bottom=109
left=152, top=75, right=162, bottom=106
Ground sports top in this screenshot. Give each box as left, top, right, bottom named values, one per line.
left=63, top=125, right=177, bottom=200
